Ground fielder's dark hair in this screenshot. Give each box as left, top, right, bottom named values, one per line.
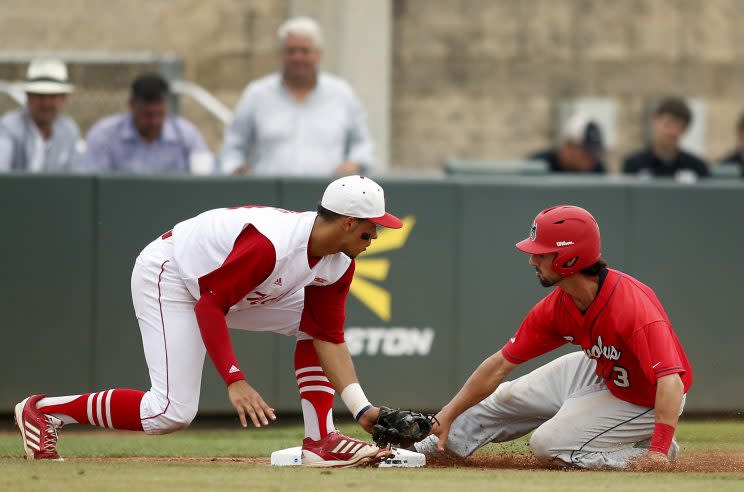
left=581, top=258, right=608, bottom=276
left=131, top=73, right=169, bottom=102
left=316, top=202, right=344, bottom=221
left=654, top=97, right=692, bottom=128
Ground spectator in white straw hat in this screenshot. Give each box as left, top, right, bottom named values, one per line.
left=0, top=58, right=81, bottom=172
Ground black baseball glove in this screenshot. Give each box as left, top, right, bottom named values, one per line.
left=371, top=406, right=438, bottom=448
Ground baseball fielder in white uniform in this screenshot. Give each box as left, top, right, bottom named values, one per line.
left=15, top=175, right=402, bottom=467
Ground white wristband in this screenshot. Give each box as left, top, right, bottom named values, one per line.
left=340, top=383, right=372, bottom=419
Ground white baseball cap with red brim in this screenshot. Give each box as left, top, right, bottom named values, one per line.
left=321, top=175, right=403, bottom=229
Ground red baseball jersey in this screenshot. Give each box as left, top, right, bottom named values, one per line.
left=501, top=269, right=692, bottom=407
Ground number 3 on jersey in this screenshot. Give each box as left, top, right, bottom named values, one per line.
left=612, top=365, right=630, bottom=387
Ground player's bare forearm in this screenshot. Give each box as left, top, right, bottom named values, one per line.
left=440, top=351, right=516, bottom=422
left=654, top=373, right=684, bottom=427
left=313, top=339, right=382, bottom=433
left=431, top=351, right=515, bottom=450
left=312, top=339, right=359, bottom=392
left=356, top=407, right=379, bottom=433
left=631, top=373, right=684, bottom=463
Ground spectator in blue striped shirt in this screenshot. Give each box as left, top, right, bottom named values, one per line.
left=78, top=74, right=211, bottom=174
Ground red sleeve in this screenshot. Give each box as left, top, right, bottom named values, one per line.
left=193, top=225, right=275, bottom=385
left=298, top=261, right=355, bottom=344
left=632, top=320, right=686, bottom=383
left=501, top=293, right=567, bottom=364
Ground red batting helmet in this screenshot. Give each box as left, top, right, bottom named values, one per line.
left=515, top=205, right=601, bottom=277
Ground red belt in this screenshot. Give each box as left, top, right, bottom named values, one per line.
left=161, top=230, right=173, bottom=239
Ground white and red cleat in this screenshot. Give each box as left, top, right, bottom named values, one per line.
left=301, top=431, right=391, bottom=468
left=14, top=394, right=64, bottom=461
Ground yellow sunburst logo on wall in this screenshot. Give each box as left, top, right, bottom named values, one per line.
left=350, top=216, right=415, bottom=321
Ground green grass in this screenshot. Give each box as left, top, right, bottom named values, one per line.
left=675, top=421, right=744, bottom=452
left=1, top=421, right=742, bottom=492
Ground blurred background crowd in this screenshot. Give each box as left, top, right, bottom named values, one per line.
left=1, top=0, right=743, bottom=182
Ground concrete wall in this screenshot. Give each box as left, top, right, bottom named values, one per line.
left=0, top=0, right=289, bottom=151
left=2, top=1, right=744, bottom=171
left=392, top=0, right=744, bottom=171
left=1, top=175, right=742, bottom=414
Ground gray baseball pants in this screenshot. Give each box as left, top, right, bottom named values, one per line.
left=415, top=351, right=683, bottom=469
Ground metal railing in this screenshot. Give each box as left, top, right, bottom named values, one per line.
left=170, top=80, right=232, bottom=126
left=0, top=51, right=232, bottom=132
left=0, top=81, right=26, bottom=106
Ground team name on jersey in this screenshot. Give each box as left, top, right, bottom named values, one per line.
left=245, top=290, right=291, bottom=305
left=583, top=335, right=622, bottom=361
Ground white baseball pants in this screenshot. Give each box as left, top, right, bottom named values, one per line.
left=415, top=351, right=685, bottom=469
left=131, top=235, right=310, bottom=435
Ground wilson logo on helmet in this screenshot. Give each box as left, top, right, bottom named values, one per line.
left=556, top=241, right=575, bottom=247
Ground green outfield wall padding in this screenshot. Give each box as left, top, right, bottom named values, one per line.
left=0, top=175, right=741, bottom=413
left=0, top=176, right=96, bottom=402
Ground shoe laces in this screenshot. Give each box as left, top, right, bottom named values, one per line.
left=42, top=416, right=62, bottom=454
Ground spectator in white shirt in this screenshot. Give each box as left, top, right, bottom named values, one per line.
left=220, top=17, right=375, bottom=176
left=0, top=58, right=81, bottom=172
